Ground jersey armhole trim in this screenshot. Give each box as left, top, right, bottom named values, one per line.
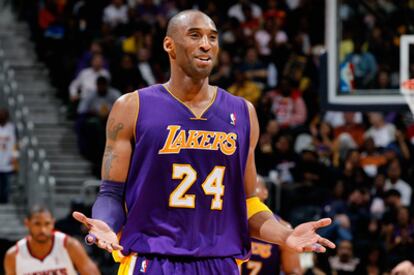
left=133, top=90, right=140, bottom=142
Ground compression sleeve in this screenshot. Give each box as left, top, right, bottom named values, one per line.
left=92, top=180, right=126, bottom=233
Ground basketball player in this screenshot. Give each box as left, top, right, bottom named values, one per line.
left=72, top=10, right=335, bottom=274
left=241, top=177, right=302, bottom=275
left=3, top=205, right=100, bottom=275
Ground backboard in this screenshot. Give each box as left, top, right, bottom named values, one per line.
left=321, top=0, right=414, bottom=111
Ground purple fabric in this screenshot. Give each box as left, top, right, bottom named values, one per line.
left=120, top=84, right=251, bottom=259
left=92, top=180, right=126, bottom=233
left=132, top=255, right=239, bottom=274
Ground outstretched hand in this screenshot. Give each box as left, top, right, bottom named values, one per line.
left=72, top=211, right=123, bottom=253
left=286, top=218, right=335, bottom=253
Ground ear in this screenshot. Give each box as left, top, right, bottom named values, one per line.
left=163, top=36, right=176, bottom=59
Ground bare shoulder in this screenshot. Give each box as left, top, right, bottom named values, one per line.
left=65, top=235, right=83, bottom=250
left=5, top=245, right=18, bottom=259
left=112, top=91, right=139, bottom=113
left=4, top=245, right=17, bottom=273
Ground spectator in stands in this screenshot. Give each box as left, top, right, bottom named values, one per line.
left=365, top=112, right=396, bottom=148
left=103, top=0, right=129, bottom=29
left=76, top=76, right=120, bottom=171
left=360, top=137, right=387, bottom=178
left=227, top=0, right=262, bottom=23
left=268, top=77, right=307, bottom=129
left=0, top=108, right=17, bottom=204
left=240, top=47, right=269, bottom=89
left=75, top=41, right=109, bottom=77
left=333, top=112, right=365, bottom=148
left=136, top=48, right=157, bottom=86
left=384, top=158, right=411, bottom=207
left=329, top=240, right=362, bottom=274
left=112, top=54, right=146, bottom=94
left=228, top=68, right=262, bottom=106
left=69, top=54, right=111, bottom=102
left=122, top=21, right=151, bottom=55
left=210, top=50, right=234, bottom=89
left=254, top=18, right=288, bottom=60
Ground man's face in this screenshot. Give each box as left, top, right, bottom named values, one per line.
left=25, top=211, right=55, bottom=243
left=169, top=13, right=219, bottom=79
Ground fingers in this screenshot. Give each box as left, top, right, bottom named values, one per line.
left=318, top=236, right=336, bottom=249
left=96, top=239, right=123, bottom=253
left=313, top=218, right=332, bottom=229
left=72, top=211, right=92, bottom=228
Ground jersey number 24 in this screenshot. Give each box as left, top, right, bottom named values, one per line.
left=169, top=164, right=225, bottom=210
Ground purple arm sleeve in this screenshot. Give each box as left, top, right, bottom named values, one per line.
left=92, top=180, right=126, bottom=233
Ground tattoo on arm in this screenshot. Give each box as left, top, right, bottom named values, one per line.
left=107, top=119, right=124, bottom=141
left=103, top=145, right=117, bottom=180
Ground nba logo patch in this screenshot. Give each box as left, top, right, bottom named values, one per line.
left=140, top=259, right=149, bottom=273
left=230, top=113, right=236, bottom=125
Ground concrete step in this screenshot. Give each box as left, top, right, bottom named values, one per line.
left=52, top=170, right=92, bottom=178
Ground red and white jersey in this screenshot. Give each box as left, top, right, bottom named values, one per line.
left=15, top=231, right=77, bottom=275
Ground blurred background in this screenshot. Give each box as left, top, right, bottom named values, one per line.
left=0, top=0, right=414, bottom=274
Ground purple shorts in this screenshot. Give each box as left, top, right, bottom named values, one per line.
left=122, top=254, right=239, bottom=275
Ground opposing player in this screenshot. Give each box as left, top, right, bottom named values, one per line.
left=3, top=205, right=100, bottom=275
left=73, top=10, right=335, bottom=274
left=241, top=177, right=302, bottom=275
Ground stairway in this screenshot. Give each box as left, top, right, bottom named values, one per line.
left=0, top=2, right=97, bottom=236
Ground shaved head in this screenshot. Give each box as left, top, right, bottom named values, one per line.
left=166, top=10, right=216, bottom=38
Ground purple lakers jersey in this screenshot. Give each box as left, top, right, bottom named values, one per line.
left=240, top=239, right=281, bottom=275
left=120, top=84, right=251, bottom=259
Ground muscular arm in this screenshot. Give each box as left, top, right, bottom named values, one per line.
left=279, top=221, right=302, bottom=275
left=244, top=100, right=293, bottom=245
left=66, top=237, right=100, bottom=275
left=101, top=92, right=138, bottom=182
left=4, top=246, right=17, bottom=275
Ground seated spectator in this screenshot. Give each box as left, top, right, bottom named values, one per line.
left=76, top=77, right=120, bottom=171
left=324, top=111, right=363, bottom=128
left=255, top=17, right=288, bottom=59
left=240, top=47, right=269, bottom=89
left=103, top=0, right=129, bottom=29
left=333, top=112, right=365, bottom=148
left=69, top=54, right=111, bottom=102
left=310, top=120, right=335, bottom=166
left=339, top=149, right=370, bottom=192
left=268, top=78, right=307, bottom=129
left=385, top=206, right=414, bottom=268
left=122, top=22, right=151, bottom=54
left=137, top=48, right=157, bottom=86
left=75, top=41, right=109, bottom=77
left=227, top=0, right=262, bottom=23
left=364, top=112, right=396, bottom=148
left=329, top=240, right=362, bottom=274
left=273, top=134, right=298, bottom=185
left=384, top=158, right=411, bottom=207
left=0, top=109, right=18, bottom=204
left=135, top=0, right=161, bottom=25
left=112, top=54, right=146, bottom=94
left=239, top=4, right=260, bottom=37
left=255, top=120, right=280, bottom=176
left=210, top=50, right=234, bottom=89
left=227, top=69, right=261, bottom=106
left=360, top=137, right=387, bottom=178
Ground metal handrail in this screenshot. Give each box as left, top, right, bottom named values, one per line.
left=0, top=43, right=55, bottom=210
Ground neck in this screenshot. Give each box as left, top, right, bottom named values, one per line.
left=27, top=236, right=54, bottom=259
left=167, top=72, right=211, bottom=102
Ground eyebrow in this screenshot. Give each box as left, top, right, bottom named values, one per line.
left=187, top=28, right=218, bottom=35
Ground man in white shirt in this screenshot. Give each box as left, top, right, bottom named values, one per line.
left=384, top=158, right=411, bottom=206
left=227, top=0, right=262, bottom=23
left=4, top=205, right=100, bottom=275
left=0, top=108, right=17, bottom=204
left=364, top=112, right=396, bottom=148
left=103, top=0, right=129, bottom=29
left=69, top=54, right=111, bottom=102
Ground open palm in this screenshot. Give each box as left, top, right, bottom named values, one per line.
left=73, top=211, right=123, bottom=253
left=286, top=218, right=335, bottom=253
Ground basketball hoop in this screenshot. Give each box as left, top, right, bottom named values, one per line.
left=401, top=79, right=414, bottom=116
